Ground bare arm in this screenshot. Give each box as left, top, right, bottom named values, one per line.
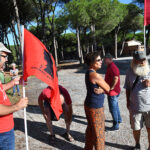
left=0, top=104, right=18, bottom=116
left=126, top=89, right=130, bottom=109
left=0, top=97, right=28, bottom=116
left=3, top=80, right=15, bottom=91
left=10, top=72, right=13, bottom=76
left=110, top=76, right=119, bottom=90
left=90, top=72, right=110, bottom=93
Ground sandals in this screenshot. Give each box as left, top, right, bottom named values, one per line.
left=63, top=132, right=74, bottom=142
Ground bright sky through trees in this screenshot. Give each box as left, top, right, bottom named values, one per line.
left=119, top=0, right=132, bottom=4
left=8, top=0, right=133, bottom=45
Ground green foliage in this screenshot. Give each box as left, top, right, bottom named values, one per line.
left=0, top=0, right=145, bottom=61
left=120, top=4, right=143, bottom=32
left=59, top=33, right=77, bottom=52
left=65, top=0, right=90, bottom=28
left=96, top=0, right=128, bottom=36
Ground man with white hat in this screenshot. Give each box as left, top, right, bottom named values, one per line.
left=0, top=42, right=28, bottom=150
left=124, top=51, right=150, bottom=150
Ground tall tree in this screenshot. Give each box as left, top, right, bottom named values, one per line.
left=13, top=0, right=22, bottom=61
left=65, top=0, right=90, bottom=64
left=108, top=1, right=127, bottom=59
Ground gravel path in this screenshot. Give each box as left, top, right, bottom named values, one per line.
left=13, top=58, right=149, bottom=150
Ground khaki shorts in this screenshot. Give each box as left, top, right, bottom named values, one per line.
left=130, top=111, right=150, bottom=130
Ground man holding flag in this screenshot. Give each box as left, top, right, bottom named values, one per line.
left=0, top=42, right=28, bottom=150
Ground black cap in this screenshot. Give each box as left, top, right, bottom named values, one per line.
left=104, top=53, right=113, bottom=58
left=133, top=51, right=146, bottom=60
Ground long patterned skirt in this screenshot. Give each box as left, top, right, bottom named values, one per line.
left=84, top=105, right=105, bottom=150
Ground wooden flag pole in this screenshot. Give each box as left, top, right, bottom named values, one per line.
left=21, top=25, right=29, bottom=150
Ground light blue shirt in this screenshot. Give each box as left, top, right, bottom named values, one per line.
left=124, top=67, right=150, bottom=113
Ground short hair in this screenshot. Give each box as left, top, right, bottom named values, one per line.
left=84, top=51, right=101, bottom=66
left=11, top=63, right=16, bottom=67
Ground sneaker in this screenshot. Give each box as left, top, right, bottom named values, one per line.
left=109, top=126, right=119, bottom=131
left=118, top=120, right=122, bottom=124
left=132, top=143, right=140, bottom=150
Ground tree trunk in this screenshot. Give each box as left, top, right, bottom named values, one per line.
left=102, top=45, right=105, bottom=57
left=13, top=0, right=22, bottom=62
left=39, top=0, right=46, bottom=44
left=115, top=30, right=118, bottom=59
left=120, top=33, right=126, bottom=56
left=61, top=46, right=64, bottom=60
left=114, top=26, right=120, bottom=59
left=1, top=27, right=4, bottom=43
left=87, top=44, right=89, bottom=54
left=53, top=36, right=58, bottom=66
left=5, top=33, right=10, bottom=50
left=76, top=26, right=83, bottom=64
left=133, top=31, right=136, bottom=39
left=11, top=25, right=20, bottom=65
left=91, top=24, right=97, bottom=51
left=91, top=44, right=94, bottom=52
left=11, top=23, right=19, bottom=50
left=0, top=25, right=2, bottom=42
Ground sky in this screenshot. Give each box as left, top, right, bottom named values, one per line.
left=8, top=0, right=133, bottom=45
left=119, top=0, right=132, bottom=4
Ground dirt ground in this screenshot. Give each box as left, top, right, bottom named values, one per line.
left=13, top=57, right=149, bottom=150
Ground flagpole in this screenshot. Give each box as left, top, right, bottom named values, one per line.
left=21, top=25, right=29, bottom=150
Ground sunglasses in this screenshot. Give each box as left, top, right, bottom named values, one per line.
left=0, top=55, right=8, bottom=59
left=96, top=59, right=103, bottom=62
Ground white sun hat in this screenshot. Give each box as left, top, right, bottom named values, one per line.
left=0, top=42, right=11, bottom=53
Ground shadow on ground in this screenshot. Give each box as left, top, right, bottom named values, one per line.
left=14, top=118, right=83, bottom=150
left=24, top=106, right=134, bottom=150
left=106, top=142, right=134, bottom=150
left=26, top=105, right=87, bottom=126
left=14, top=117, right=134, bottom=150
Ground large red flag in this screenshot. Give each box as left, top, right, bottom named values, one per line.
left=144, top=0, right=150, bottom=26
left=23, top=28, right=63, bottom=120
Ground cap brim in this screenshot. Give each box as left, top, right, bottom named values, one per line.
left=0, top=43, right=11, bottom=53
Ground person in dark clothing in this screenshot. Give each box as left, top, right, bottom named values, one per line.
left=84, top=52, right=110, bottom=150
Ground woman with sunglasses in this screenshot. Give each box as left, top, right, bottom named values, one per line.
left=84, top=52, right=110, bottom=150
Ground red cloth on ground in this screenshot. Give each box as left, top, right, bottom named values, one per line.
left=105, top=62, right=121, bottom=96
left=0, top=83, right=14, bottom=133
left=39, top=85, right=72, bottom=105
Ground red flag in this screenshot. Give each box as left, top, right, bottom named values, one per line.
left=144, top=0, right=150, bottom=26
left=23, top=28, right=63, bottom=120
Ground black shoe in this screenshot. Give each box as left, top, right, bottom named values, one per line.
left=132, top=144, right=140, bottom=150
left=109, top=126, right=119, bottom=131
left=118, top=120, right=122, bottom=124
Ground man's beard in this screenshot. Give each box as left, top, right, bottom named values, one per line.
left=131, top=60, right=150, bottom=77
